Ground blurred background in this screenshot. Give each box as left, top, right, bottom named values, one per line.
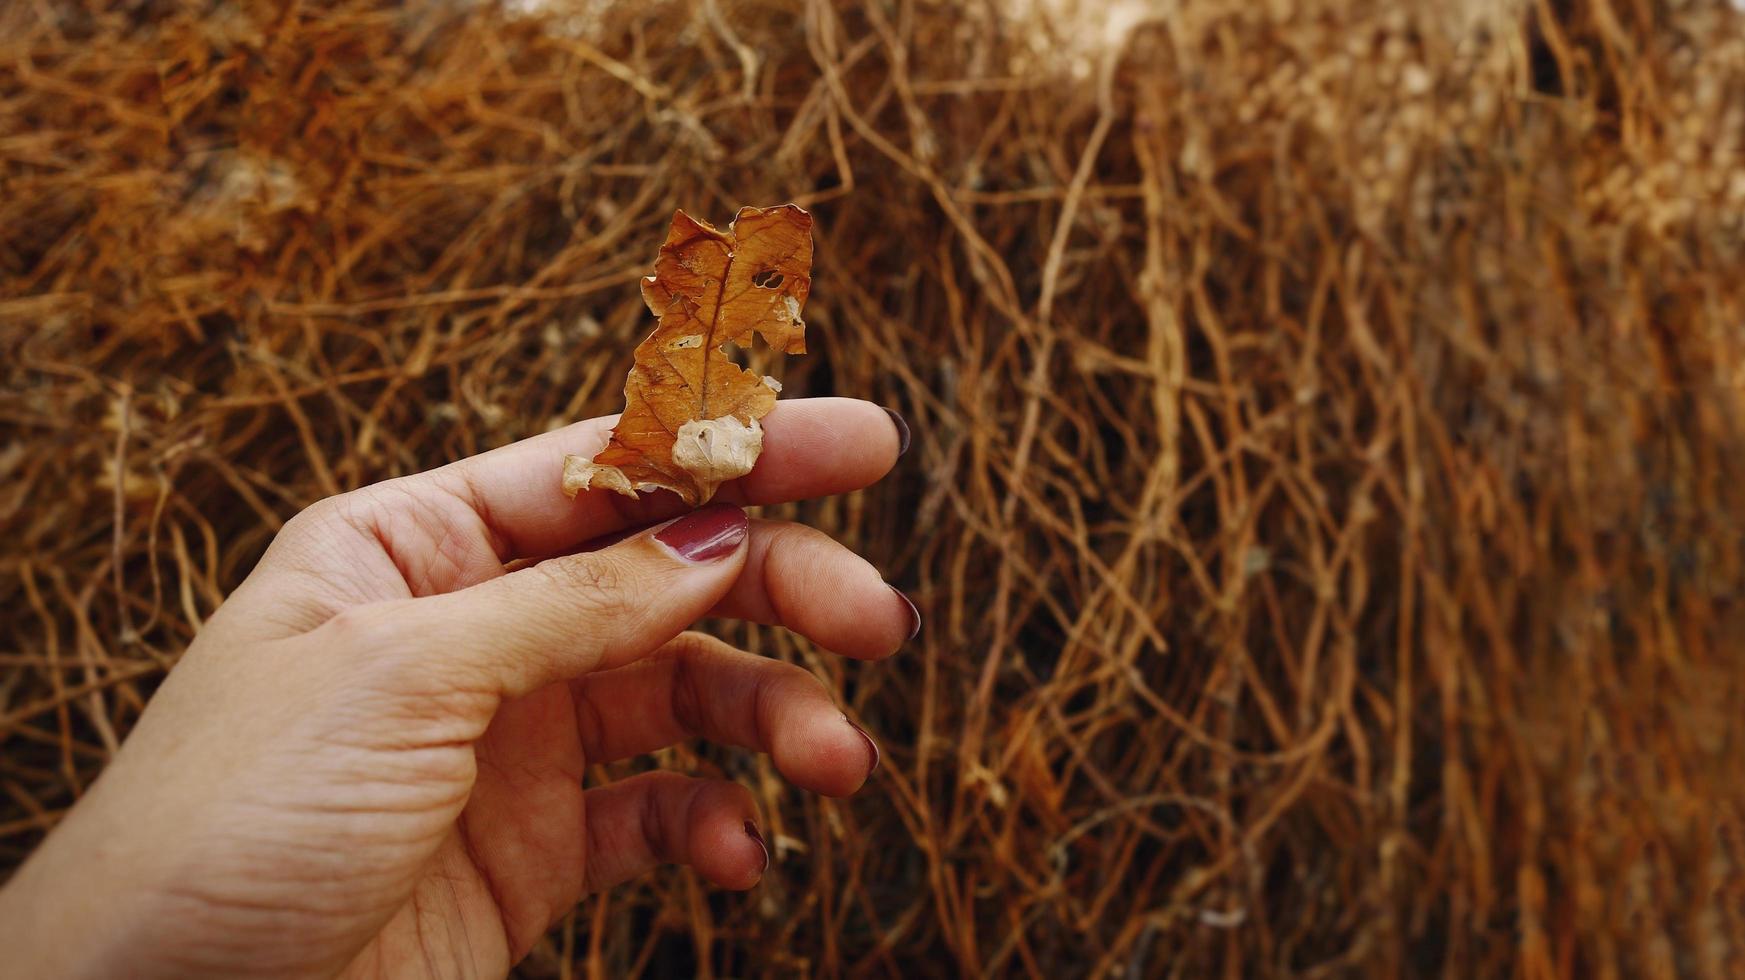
left=4, top=0, right=1745, bottom=975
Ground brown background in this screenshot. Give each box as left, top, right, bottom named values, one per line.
left=4, top=0, right=1744, bottom=975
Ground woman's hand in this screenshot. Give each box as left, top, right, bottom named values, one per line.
left=0, top=397, right=914, bottom=979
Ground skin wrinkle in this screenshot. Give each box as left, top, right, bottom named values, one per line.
left=530, top=552, right=629, bottom=628
left=743, top=525, right=788, bottom=625
left=748, top=666, right=781, bottom=764
left=143, top=860, right=377, bottom=976
left=157, top=873, right=349, bottom=925
left=260, top=503, right=407, bottom=628
left=679, top=783, right=711, bottom=875
left=312, top=481, right=497, bottom=601
left=304, top=665, right=496, bottom=755
left=569, top=675, right=611, bottom=765
left=378, top=488, right=493, bottom=597
left=388, top=507, right=452, bottom=597
left=638, top=778, right=671, bottom=866
left=587, top=782, right=643, bottom=894
left=241, top=533, right=386, bottom=635
left=455, top=815, right=514, bottom=966
left=668, top=641, right=708, bottom=742
left=410, top=870, right=441, bottom=980
left=260, top=713, right=476, bottom=808
left=441, top=467, right=516, bottom=563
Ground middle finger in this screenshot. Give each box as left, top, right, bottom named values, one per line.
left=570, top=632, right=880, bottom=798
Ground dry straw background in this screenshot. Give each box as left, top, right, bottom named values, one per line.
left=4, top=0, right=1745, bottom=975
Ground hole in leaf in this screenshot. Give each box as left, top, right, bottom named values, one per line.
left=752, top=269, right=784, bottom=288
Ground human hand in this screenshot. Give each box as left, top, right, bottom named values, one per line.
left=0, top=397, right=914, bottom=979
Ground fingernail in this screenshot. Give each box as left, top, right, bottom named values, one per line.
left=891, top=586, right=921, bottom=640
left=653, top=503, right=747, bottom=563
left=744, top=821, right=769, bottom=872
left=845, top=716, right=881, bottom=775
left=883, top=407, right=911, bottom=457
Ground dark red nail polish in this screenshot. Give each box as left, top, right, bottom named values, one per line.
left=891, top=586, right=921, bottom=640
left=845, top=716, right=881, bottom=775
left=883, top=407, right=911, bottom=457
left=744, top=821, right=769, bottom=872
left=653, top=504, right=747, bottom=563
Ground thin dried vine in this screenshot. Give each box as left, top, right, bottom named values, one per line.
left=3, top=0, right=1743, bottom=976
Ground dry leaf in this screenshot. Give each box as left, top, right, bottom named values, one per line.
left=563, top=204, right=813, bottom=505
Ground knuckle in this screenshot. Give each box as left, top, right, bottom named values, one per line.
left=665, top=630, right=728, bottom=658
left=725, top=780, right=757, bottom=814
left=639, top=772, right=692, bottom=861
left=768, top=658, right=825, bottom=697
left=762, top=665, right=830, bottom=740
left=276, top=491, right=379, bottom=557
left=573, top=683, right=611, bottom=753
left=669, top=655, right=708, bottom=736
left=277, top=494, right=344, bottom=543
left=317, top=602, right=403, bottom=651
left=299, top=605, right=498, bottom=735
left=538, top=554, right=632, bottom=611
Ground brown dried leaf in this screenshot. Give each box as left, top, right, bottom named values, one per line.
left=563, top=204, right=814, bottom=505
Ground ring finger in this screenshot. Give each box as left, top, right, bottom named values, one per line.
left=571, top=632, right=880, bottom=799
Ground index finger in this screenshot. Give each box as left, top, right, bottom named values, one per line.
left=426, top=397, right=905, bottom=562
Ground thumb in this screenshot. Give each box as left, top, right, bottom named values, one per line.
left=402, top=503, right=749, bottom=698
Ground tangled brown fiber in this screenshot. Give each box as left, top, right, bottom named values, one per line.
left=5, top=0, right=1745, bottom=974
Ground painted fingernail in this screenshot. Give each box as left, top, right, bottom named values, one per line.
left=891, top=586, right=921, bottom=640
left=653, top=503, right=747, bottom=563
left=744, top=821, right=770, bottom=872
left=845, top=716, right=881, bottom=775
left=883, top=407, right=911, bottom=457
